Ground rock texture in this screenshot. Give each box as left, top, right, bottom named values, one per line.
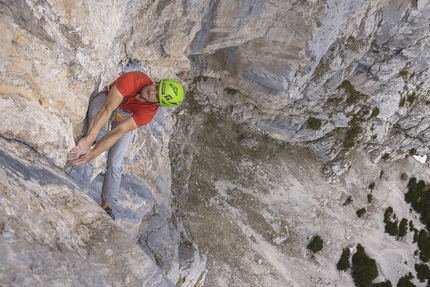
left=0, top=136, right=173, bottom=287
left=186, top=0, right=430, bottom=167
left=171, top=103, right=430, bottom=286
left=2, top=0, right=430, bottom=286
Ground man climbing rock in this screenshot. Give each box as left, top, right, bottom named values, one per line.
left=67, top=71, right=184, bottom=220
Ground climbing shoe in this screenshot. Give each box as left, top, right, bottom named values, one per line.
left=104, top=207, right=115, bottom=220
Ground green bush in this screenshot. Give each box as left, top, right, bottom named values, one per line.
left=369, top=182, right=375, bottom=190
left=398, top=218, right=408, bottom=238
left=343, top=196, right=353, bottom=206
left=371, top=281, right=392, bottom=287
left=370, top=107, right=380, bottom=118
left=357, top=208, right=366, bottom=218
left=405, top=178, right=430, bottom=230
left=337, top=248, right=351, bottom=271
left=384, top=207, right=399, bottom=236
left=307, top=117, right=322, bottom=130
left=307, top=235, right=324, bottom=253
left=409, top=220, right=415, bottom=232
left=344, top=121, right=362, bottom=149
left=337, top=80, right=365, bottom=105
left=397, top=273, right=415, bottom=287
left=418, top=230, right=430, bottom=262
left=368, top=194, right=373, bottom=204
left=415, top=263, right=430, bottom=283
left=352, top=244, right=378, bottom=287
left=407, top=93, right=416, bottom=105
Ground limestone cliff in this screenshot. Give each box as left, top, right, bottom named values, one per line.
left=2, top=0, right=430, bottom=286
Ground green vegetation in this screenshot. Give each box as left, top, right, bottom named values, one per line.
left=382, top=153, right=390, bottom=160
left=399, top=97, right=406, bottom=107
left=405, top=178, right=430, bottom=230
left=337, top=248, right=351, bottom=271
left=307, top=235, right=324, bottom=253
left=399, top=70, right=409, bottom=78
left=404, top=178, right=430, bottom=259
left=344, top=116, right=363, bottom=149
left=307, top=117, right=322, bottom=131
left=370, top=107, right=380, bottom=118
left=367, top=194, right=373, bottom=204
left=369, top=182, right=375, bottom=190
left=337, top=80, right=365, bottom=106
left=384, top=207, right=399, bottom=236
left=409, top=148, right=417, bottom=156
left=409, top=220, right=415, bottom=232
left=345, top=36, right=368, bottom=53
left=407, top=93, right=416, bottom=105
left=357, top=208, right=366, bottom=218
left=415, top=263, right=430, bottom=283
left=383, top=208, right=408, bottom=239
left=371, top=281, right=392, bottom=287
left=343, top=196, right=353, bottom=206
left=397, top=273, right=416, bottom=287
left=417, top=230, right=430, bottom=262
left=398, top=218, right=409, bottom=238
left=352, top=244, right=378, bottom=287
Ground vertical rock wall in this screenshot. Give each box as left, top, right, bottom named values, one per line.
left=3, top=0, right=430, bottom=286
left=0, top=1, right=206, bottom=286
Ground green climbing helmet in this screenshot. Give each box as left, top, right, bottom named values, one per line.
left=158, top=79, right=184, bottom=108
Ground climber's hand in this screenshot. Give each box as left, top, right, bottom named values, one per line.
left=67, top=137, right=93, bottom=162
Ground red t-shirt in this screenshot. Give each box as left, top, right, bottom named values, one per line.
left=112, top=71, right=158, bottom=126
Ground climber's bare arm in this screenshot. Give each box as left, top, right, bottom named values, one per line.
left=67, top=85, right=123, bottom=160
left=69, top=117, right=138, bottom=166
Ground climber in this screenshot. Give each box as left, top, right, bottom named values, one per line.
left=67, top=71, right=184, bottom=220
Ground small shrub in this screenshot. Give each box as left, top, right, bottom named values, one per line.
left=352, top=244, right=378, bottom=287
left=415, top=263, right=430, bottom=283
left=382, top=153, right=390, bottom=160
left=405, top=177, right=430, bottom=231
left=413, top=229, right=419, bottom=243
left=357, top=208, right=366, bottom=218
left=409, top=148, right=417, bottom=156
left=399, top=97, right=406, bottom=107
left=337, top=248, right=351, bottom=271
left=384, top=207, right=399, bottom=236
left=344, top=124, right=362, bottom=149
left=307, top=117, right=322, bottom=130
left=399, top=70, right=408, bottom=78
left=307, top=235, right=324, bottom=253
left=343, top=196, right=353, bottom=206
left=370, top=107, right=380, bottom=118
left=371, top=281, right=392, bottom=287
left=409, top=220, right=414, bottom=232
left=407, top=93, right=416, bottom=105
left=398, top=218, right=408, bottom=238
left=417, top=230, right=430, bottom=262
left=396, top=272, right=415, bottom=287
left=369, top=182, right=376, bottom=190
left=367, top=194, right=373, bottom=204
left=337, top=80, right=364, bottom=105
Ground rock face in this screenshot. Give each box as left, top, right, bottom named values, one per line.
left=0, top=137, right=174, bottom=287
left=186, top=0, right=430, bottom=165
left=2, top=0, right=430, bottom=286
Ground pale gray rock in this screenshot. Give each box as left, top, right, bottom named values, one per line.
left=2, top=0, right=430, bottom=286
left=0, top=137, right=174, bottom=287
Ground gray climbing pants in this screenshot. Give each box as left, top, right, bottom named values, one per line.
left=88, top=92, right=133, bottom=202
